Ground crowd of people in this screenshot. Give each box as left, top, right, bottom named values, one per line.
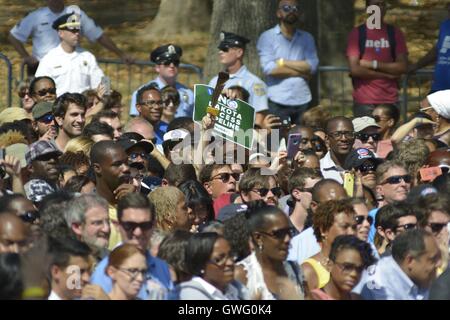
left=1, top=0, right=450, bottom=301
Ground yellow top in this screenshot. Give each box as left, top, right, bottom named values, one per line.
left=108, top=204, right=122, bottom=250
left=304, top=258, right=330, bottom=289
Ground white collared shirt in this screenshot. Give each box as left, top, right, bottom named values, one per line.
left=10, top=6, right=102, bottom=60
left=320, top=151, right=345, bottom=184
left=35, top=44, right=104, bottom=97
left=360, top=256, right=429, bottom=300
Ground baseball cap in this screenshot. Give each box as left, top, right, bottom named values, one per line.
left=344, top=148, right=380, bottom=170
left=352, top=117, right=380, bottom=133
left=163, top=129, right=189, bottom=142
left=24, top=179, right=56, bottom=203
left=0, top=107, right=33, bottom=125
left=117, top=137, right=153, bottom=154
left=32, top=102, right=53, bottom=120
left=217, top=203, right=248, bottom=222
left=25, top=140, right=62, bottom=165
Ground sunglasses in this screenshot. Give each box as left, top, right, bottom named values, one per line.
left=37, top=114, right=54, bottom=124
left=120, top=221, right=153, bottom=232
left=334, top=262, right=365, bottom=274
left=163, top=98, right=180, bottom=106
left=160, top=60, right=180, bottom=67
left=280, top=4, right=299, bottom=13
left=118, top=268, right=148, bottom=281
left=428, top=223, right=448, bottom=234
left=381, top=175, right=412, bottom=185
left=373, top=115, right=390, bottom=123
left=19, top=91, right=31, bottom=98
left=259, top=227, right=296, bottom=240
left=395, top=223, right=417, bottom=231
left=35, top=87, right=56, bottom=97
left=252, top=187, right=282, bottom=198
left=439, top=165, right=450, bottom=174
left=356, top=132, right=381, bottom=143
left=356, top=162, right=377, bottom=174
left=129, top=152, right=149, bottom=161
left=208, top=254, right=238, bottom=268
left=355, top=215, right=374, bottom=226
left=19, top=211, right=40, bottom=224
left=212, top=172, right=240, bottom=183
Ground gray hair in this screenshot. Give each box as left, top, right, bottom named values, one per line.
left=65, top=194, right=108, bottom=227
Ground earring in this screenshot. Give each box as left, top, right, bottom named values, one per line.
left=258, top=243, right=263, bottom=251
left=200, top=269, right=205, bottom=275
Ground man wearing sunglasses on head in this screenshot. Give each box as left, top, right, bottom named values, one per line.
left=209, top=31, right=269, bottom=127
left=352, top=117, right=381, bottom=154
left=257, top=0, right=319, bottom=125
left=35, top=12, right=105, bottom=97
left=129, top=44, right=194, bottom=119
left=32, top=101, right=57, bottom=141
left=367, top=160, right=411, bottom=244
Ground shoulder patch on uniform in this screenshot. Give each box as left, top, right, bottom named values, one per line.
left=253, top=83, right=266, bottom=96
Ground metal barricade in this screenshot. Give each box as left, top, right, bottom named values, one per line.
left=0, top=53, right=13, bottom=108
left=96, top=58, right=203, bottom=107
left=316, top=66, right=435, bottom=121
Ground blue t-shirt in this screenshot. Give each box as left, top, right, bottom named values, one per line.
left=368, top=208, right=379, bottom=244
left=432, top=19, right=450, bottom=92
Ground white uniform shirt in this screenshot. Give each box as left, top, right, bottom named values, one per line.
left=209, top=65, right=269, bottom=113
left=35, top=44, right=104, bottom=96
left=10, top=6, right=103, bottom=61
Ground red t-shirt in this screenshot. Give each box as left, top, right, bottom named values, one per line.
left=347, top=24, right=408, bottom=104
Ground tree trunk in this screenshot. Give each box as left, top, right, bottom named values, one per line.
left=142, top=0, right=213, bottom=39
left=204, top=0, right=279, bottom=81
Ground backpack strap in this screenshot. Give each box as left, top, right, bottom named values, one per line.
left=386, top=24, right=397, bottom=61
left=358, top=24, right=367, bottom=59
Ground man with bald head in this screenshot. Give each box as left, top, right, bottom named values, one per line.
left=321, top=116, right=355, bottom=184
left=0, top=213, right=30, bottom=254
left=288, top=179, right=348, bottom=264
left=123, top=117, right=156, bottom=142
left=90, top=140, right=135, bottom=250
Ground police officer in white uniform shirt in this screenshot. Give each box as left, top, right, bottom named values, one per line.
left=209, top=31, right=269, bottom=123
left=8, top=1, right=132, bottom=75
left=35, top=12, right=104, bottom=97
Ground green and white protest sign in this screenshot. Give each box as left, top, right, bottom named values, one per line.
left=193, top=84, right=255, bottom=149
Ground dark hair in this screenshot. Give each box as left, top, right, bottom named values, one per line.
left=0, top=193, right=27, bottom=213
left=178, top=180, right=215, bottom=223
left=199, top=164, right=230, bottom=184
left=375, top=202, right=415, bottom=232
left=63, top=175, right=95, bottom=193
left=167, top=117, right=194, bottom=134
left=53, top=93, right=87, bottom=118
left=0, top=253, right=23, bottom=300
left=91, top=109, right=119, bottom=123
left=29, top=76, right=55, bottom=95
left=185, top=232, right=221, bottom=276
left=161, top=86, right=180, bottom=106
left=83, top=120, right=114, bottom=140
left=147, top=154, right=165, bottom=178
left=325, top=116, right=353, bottom=134
left=223, top=213, right=251, bottom=261
left=59, top=151, right=90, bottom=171
left=239, top=167, right=273, bottom=193
left=117, top=192, right=154, bottom=222
left=136, top=83, right=160, bottom=105
left=375, top=104, right=400, bottom=125
left=48, top=236, right=91, bottom=269
left=392, top=229, right=433, bottom=263
left=246, top=201, right=285, bottom=234
left=102, top=90, right=122, bottom=110
left=157, top=230, right=192, bottom=282
left=329, top=235, right=377, bottom=269
left=227, top=85, right=250, bottom=103
left=90, top=140, right=121, bottom=166
left=414, top=194, right=449, bottom=228
left=288, top=167, right=322, bottom=193
left=164, top=163, right=197, bottom=187
left=313, top=199, right=355, bottom=243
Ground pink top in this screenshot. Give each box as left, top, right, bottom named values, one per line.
left=310, top=288, right=335, bottom=300
left=347, top=24, right=408, bottom=104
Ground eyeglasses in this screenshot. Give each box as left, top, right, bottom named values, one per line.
left=211, top=172, right=240, bottom=183
left=37, top=114, right=54, bottom=124
left=251, top=187, right=282, bottom=198
left=159, top=60, right=180, bottom=67
left=120, top=221, right=153, bottom=232
left=373, top=115, right=390, bottom=123
left=356, top=133, right=381, bottom=143
left=119, top=268, right=147, bottom=281
left=381, top=175, right=412, bottom=185
left=208, top=254, right=238, bottom=268
left=299, top=187, right=314, bottom=193
left=395, top=223, right=417, bottom=232
left=334, top=262, right=365, bottom=274
left=129, top=152, right=149, bottom=161
left=328, top=131, right=355, bottom=140
left=355, top=215, right=373, bottom=226
left=280, top=4, right=299, bottom=13
left=35, top=87, right=56, bottom=97
left=139, top=100, right=163, bottom=107
left=356, top=162, right=377, bottom=174
left=259, top=227, right=296, bottom=240
left=428, top=223, right=448, bottom=234
left=18, top=91, right=31, bottom=98
left=19, top=211, right=40, bottom=224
